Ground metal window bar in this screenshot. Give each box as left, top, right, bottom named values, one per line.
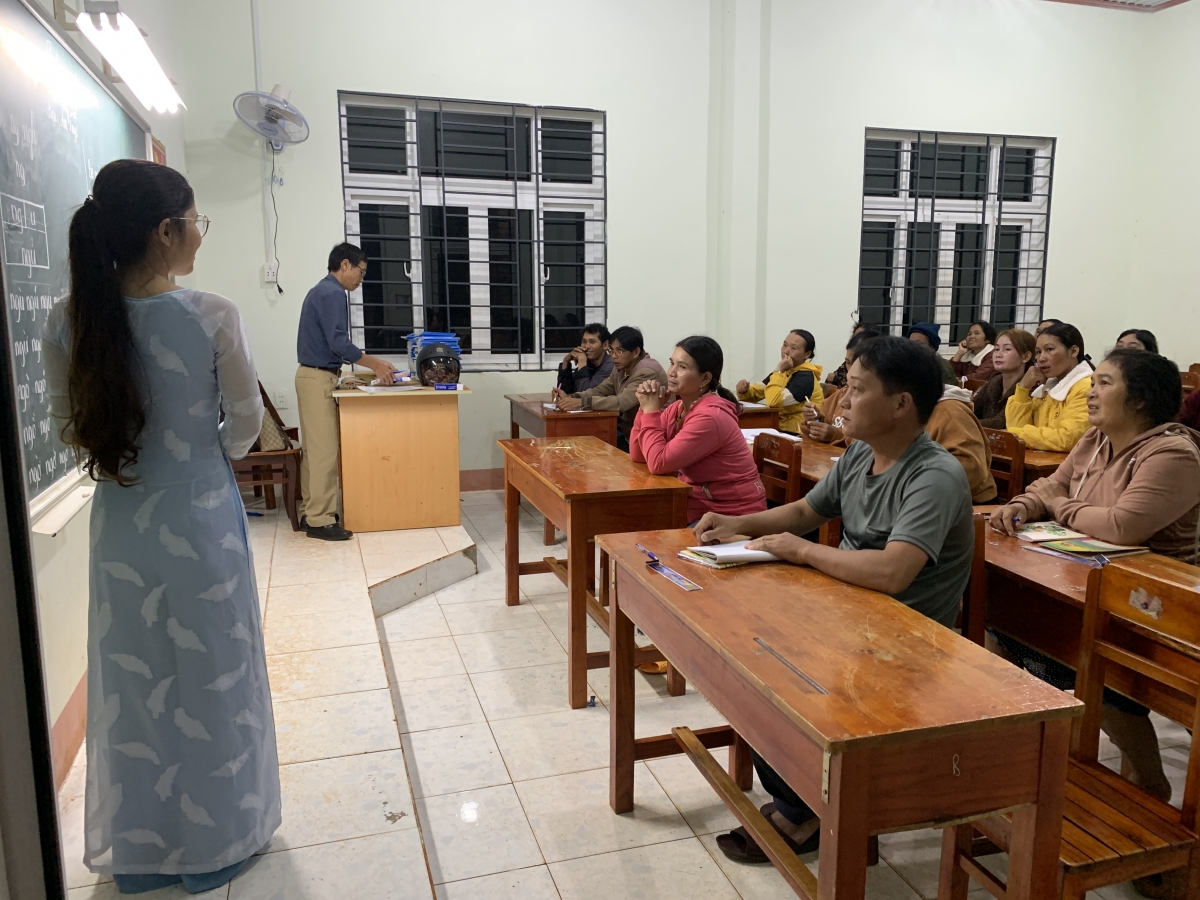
left=856, top=129, right=1055, bottom=345
left=339, top=93, right=606, bottom=372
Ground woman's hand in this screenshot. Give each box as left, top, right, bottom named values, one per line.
left=736, top=379, right=750, bottom=395
left=952, top=340, right=970, bottom=362
left=802, top=399, right=820, bottom=423
left=1028, top=479, right=1068, bottom=516
left=635, top=380, right=667, bottom=412
left=775, top=354, right=793, bottom=373
left=1019, top=365, right=1045, bottom=391
left=746, top=532, right=810, bottom=565
left=803, top=421, right=839, bottom=444
left=693, top=513, right=741, bottom=545
left=989, top=503, right=1027, bottom=537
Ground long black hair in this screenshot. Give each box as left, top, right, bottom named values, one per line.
left=1116, top=328, right=1159, bottom=354
left=675, top=335, right=739, bottom=406
left=66, top=158, right=195, bottom=484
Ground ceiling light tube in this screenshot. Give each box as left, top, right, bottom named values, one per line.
left=75, top=2, right=183, bottom=113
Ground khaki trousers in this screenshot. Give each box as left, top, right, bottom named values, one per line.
left=295, top=366, right=341, bottom=527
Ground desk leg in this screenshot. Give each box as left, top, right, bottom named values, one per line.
left=504, top=469, right=520, bottom=607
left=567, top=519, right=590, bottom=709
left=820, top=751, right=870, bottom=899
left=666, top=665, right=687, bottom=697
left=511, top=418, right=519, bottom=440
left=609, top=571, right=636, bottom=814
left=599, top=550, right=610, bottom=607
left=1006, top=719, right=1070, bottom=900
left=730, top=733, right=753, bottom=791
left=543, top=518, right=556, bottom=546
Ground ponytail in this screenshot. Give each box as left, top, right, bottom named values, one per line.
left=65, top=159, right=194, bottom=484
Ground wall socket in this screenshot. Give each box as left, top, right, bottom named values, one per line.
left=265, top=260, right=279, bottom=283
left=273, top=390, right=288, bottom=409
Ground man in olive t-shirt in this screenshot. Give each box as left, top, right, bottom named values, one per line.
left=693, top=336, right=974, bottom=865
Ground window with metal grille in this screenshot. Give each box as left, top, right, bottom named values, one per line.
left=339, top=94, right=606, bottom=371
left=856, top=130, right=1055, bottom=346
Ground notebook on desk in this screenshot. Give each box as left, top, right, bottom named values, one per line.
left=678, top=540, right=780, bottom=569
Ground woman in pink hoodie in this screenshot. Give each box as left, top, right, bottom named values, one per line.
left=629, top=335, right=766, bottom=523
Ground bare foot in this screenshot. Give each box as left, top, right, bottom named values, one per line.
left=771, top=811, right=819, bottom=845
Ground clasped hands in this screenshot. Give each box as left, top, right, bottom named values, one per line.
left=635, top=380, right=669, bottom=412
left=692, top=512, right=812, bottom=566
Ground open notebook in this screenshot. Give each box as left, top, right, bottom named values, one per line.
left=677, top=540, right=781, bottom=569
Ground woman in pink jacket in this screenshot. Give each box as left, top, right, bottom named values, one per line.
left=630, top=335, right=766, bottom=523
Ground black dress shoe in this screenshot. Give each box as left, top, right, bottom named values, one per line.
left=306, top=522, right=353, bottom=541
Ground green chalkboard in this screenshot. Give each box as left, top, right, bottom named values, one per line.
left=0, top=0, right=148, bottom=503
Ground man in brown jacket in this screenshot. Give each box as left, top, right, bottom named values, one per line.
left=552, top=325, right=666, bottom=451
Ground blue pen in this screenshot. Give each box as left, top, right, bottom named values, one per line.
left=635, top=544, right=658, bottom=562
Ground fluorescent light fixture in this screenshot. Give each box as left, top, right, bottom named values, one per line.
left=0, top=25, right=97, bottom=108
left=75, top=2, right=183, bottom=114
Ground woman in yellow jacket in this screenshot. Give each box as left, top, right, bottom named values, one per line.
left=735, top=329, right=824, bottom=434
left=1005, top=322, right=1093, bottom=451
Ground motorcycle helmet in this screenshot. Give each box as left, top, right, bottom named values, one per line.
left=416, top=342, right=461, bottom=386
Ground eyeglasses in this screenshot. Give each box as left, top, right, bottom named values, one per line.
left=174, top=215, right=210, bottom=237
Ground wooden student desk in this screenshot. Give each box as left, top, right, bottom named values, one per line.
left=798, top=442, right=1065, bottom=490
left=986, top=532, right=1200, bottom=727
left=601, top=529, right=1082, bottom=900
left=1023, top=449, right=1069, bottom=482
left=506, top=393, right=621, bottom=545
left=333, top=387, right=469, bottom=532
left=498, top=437, right=692, bottom=708
left=737, top=404, right=781, bottom=430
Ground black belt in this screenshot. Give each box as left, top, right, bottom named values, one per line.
left=302, top=365, right=342, bottom=375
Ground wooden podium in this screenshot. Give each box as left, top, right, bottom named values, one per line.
left=333, top=387, right=470, bottom=532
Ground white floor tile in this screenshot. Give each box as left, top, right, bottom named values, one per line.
left=267, top=749, right=415, bottom=853
left=403, top=722, right=512, bottom=799
left=273, top=689, right=400, bottom=765
left=435, top=570, right=509, bottom=605
left=646, top=749, right=773, bottom=837
left=418, top=784, right=544, bottom=884
left=265, top=580, right=371, bottom=617
left=440, top=598, right=545, bottom=635
left=489, top=707, right=611, bottom=782
left=230, top=829, right=430, bottom=899
left=267, top=643, right=388, bottom=702
left=392, top=674, right=487, bottom=733
left=379, top=596, right=451, bottom=643
left=548, top=838, right=739, bottom=900
left=270, top=552, right=366, bottom=587
left=68, top=883, right=226, bottom=899
left=633, top=692, right=727, bottom=740
left=264, top=605, right=378, bottom=655
left=384, top=636, right=467, bottom=683
left=469, top=664, right=578, bottom=721
left=517, top=764, right=692, bottom=863
left=453, top=623, right=567, bottom=674
left=434, top=865, right=560, bottom=900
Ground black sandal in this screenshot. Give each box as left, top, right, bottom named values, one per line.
left=715, top=804, right=820, bottom=863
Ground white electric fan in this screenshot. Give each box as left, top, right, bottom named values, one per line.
left=233, top=84, right=309, bottom=150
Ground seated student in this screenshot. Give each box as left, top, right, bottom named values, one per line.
left=1035, top=317, right=1062, bottom=337
left=1181, top=387, right=1200, bottom=431
left=629, top=335, right=765, bottom=522
left=950, top=321, right=998, bottom=381
left=973, top=329, right=1036, bottom=429
left=800, top=330, right=878, bottom=446
left=553, top=325, right=666, bottom=451
left=991, top=349, right=1200, bottom=802
left=1005, top=322, right=1093, bottom=452
left=907, top=322, right=958, bottom=385
left=696, top=336, right=974, bottom=864
left=555, top=323, right=613, bottom=393
left=1115, top=328, right=1159, bottom=354
left=735, top=329, right=824, bottom=434
left=827, top=323, right=878, bottom=389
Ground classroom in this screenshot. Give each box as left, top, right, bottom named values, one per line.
left=1, top=0, right=1199, bottom=898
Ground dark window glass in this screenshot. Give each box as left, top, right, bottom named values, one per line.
left=543, top=212, right=586, bottom=352
left=991, top=225, right=1023, bottom=330
left=488, top=209, right=534, bottom=354
left=1000, top=147, right=1036, bottom=203
left=346, top=106, right=408, bottom=175
left=418, top=111, right=531, bottom=181
left=950, top=224, right=985, bottom=343
left=903, top=222, right=940, bottom=326
left=911, top=143, right=988, bottom=200
left=422, top=206, right=472, bottom=350
left=863, top=140, right=900, bottom=197
left=857, top=222, right=895, bottom=327
left=359, top=204, right=412, bottom=353
left=542, top=119, right=593, bottom=183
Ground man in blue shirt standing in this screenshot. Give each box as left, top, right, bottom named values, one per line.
left=296, top=243, right=397, bottom=540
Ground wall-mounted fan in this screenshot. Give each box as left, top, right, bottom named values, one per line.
left=233, top=84, right=309, bottom=151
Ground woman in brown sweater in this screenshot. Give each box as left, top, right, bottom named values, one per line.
left=972, top=329, right=1035, bottom=428
left=990, top=349, right=1200, bottom=804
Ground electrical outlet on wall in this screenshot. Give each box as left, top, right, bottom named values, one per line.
left=265, top=260, right=279, bottom=283
left=273, top=390, right=288, bottom=409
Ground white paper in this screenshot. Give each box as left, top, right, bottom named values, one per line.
left=685, top=539, right=780, bottom=564
left=742, top=428, right=799, bottom=443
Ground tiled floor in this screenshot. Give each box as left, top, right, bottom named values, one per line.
left=57, top=490, right=1191, bottom=899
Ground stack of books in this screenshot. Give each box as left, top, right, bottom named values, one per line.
left=1014, top=523, right=1148, bottom=562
